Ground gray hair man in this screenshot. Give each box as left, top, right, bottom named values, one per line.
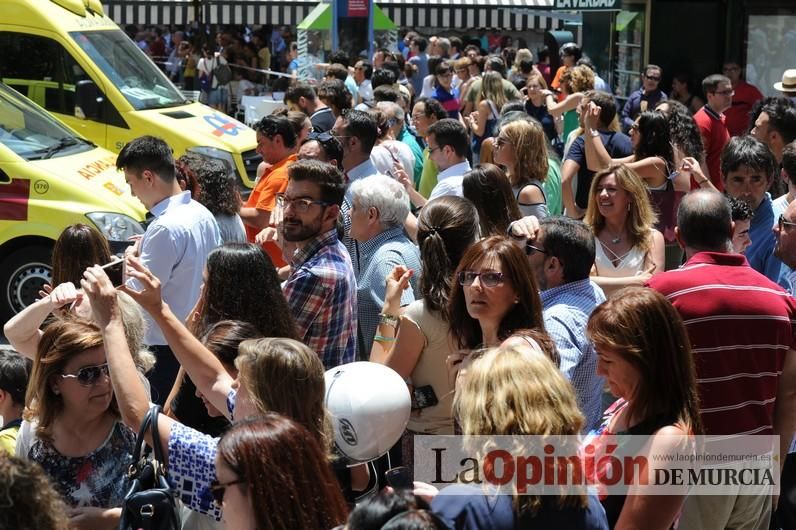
left=349, top=174, right=421, bottom=356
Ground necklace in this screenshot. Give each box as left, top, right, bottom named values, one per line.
left=604, top=231, right=622, bottom=244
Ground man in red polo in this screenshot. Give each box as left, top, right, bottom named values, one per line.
left=647, top=190, right=796, bottom=530
left=722, top=60, right=764, bottom=137
left=239, top=115, right=298, bottom=268
left=693, top=74, right=733, bottom=190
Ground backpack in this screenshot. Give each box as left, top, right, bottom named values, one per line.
left=213, top=60, right=232, bottom=86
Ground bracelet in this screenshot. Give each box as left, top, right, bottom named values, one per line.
left=379, top=313, right=400, bottom=328
left=374, top=335, right=397, bottom=343
left=589, top=129, right=601, bottom=138
left=696, top=178, right=709, bottom=185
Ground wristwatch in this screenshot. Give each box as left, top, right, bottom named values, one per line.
left=589, top=129, right=601, bottom=137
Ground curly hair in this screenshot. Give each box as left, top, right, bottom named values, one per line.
left=317, top=79, right=352, bottom=118
left=657, top=100, right=704, bottom=159
left=0, top=454, right=70, bottom=530
left=634, top=110, right=675, bottom=172
left=193, top=158, right=241, bottom=216
left=567, top=64, right=595, bottom=93
left=584, top=164, right=659, bottom=253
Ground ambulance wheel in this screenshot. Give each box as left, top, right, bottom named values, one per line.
left=0, top=245, right=52, bottom=323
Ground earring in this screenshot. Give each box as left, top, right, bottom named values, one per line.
left=52, top=388, right=60, bottom=396
left=514, top=298, right=520, bottom=304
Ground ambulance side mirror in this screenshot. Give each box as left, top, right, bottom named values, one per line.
left=75, top=80, right=101, bottom=120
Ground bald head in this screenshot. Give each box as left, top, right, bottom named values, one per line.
left=677, top=190, right=733, bottom=252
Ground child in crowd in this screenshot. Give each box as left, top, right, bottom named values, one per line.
left=0, top=348, right=31, bottom=454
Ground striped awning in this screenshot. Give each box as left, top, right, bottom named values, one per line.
left=102, top=0, right=564, bottom=31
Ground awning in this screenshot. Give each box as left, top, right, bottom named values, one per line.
left=102, top=0, right=564, bottom=31
left=297, top=3, right=397, bottom=31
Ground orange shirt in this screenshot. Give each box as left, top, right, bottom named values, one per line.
left=550, top=65, right=568, bottom=102
left=244, top=153, right=297, bottom=267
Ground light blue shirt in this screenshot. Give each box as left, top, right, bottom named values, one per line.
left=138, top=191, right=222, bottom=345
left=354, top=227, right=421, bottom=357
left=744, top=193, right=784, bottom=283
left=428, top=160, right=470, bottom=200
left=540, top=279, right=606, bottom=432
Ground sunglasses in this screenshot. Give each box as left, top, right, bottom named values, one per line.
left=526, top=243, right=548, bottom=256
left=494, top=136, right=512, bottom=148
left=457, top=270, right=505, bottom=287
left=210, top=478, right=247, bottom=505
left=60, top=363, right=110, bottom=386
left=645, top=75, right=661, bottom=81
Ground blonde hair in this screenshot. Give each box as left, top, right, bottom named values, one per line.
left=568, top=64, right=595, bottom=93
left=513, top=48, right=533, bottom=71
left=479, top=71, right=509, bottom=110
left=501, top=119, right=549, bottom=186
left=25, top=318, right=118, bottom=443
left=454, top=346, right=586, bottom=514
left=234, top=337, right=333, bottom=453
left=525, top=70, right=547, bottom=90
left=117, top=291, right=155, bottom=374
left=584, top=164, right=659, bottom=253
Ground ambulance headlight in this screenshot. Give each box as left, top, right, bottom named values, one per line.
left=86, top=212, right=145, bottom=242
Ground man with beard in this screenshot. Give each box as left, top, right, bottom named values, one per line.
left=280, top=159, right=357, bottom=369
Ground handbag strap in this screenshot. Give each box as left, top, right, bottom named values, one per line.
left=148, top=405, right=166, bottom=466
left=131, top=405, right=156, bottom=461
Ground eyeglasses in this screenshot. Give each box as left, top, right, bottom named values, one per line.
left=60, top=363, right=110, bottom=386
left=629, top=123, right=639, bottom=132
left=644, top=75, right=661, bottom=82
left=526, top=243, right=548, bottom=256
left=437, top=71, right=452, bottom=78
left=714, top=89, right=735, bottom=96
left=779, top=215, right=796, bottom=231
left=276, top=193, right=332, bottom=212
left=427, top=145, right=443, bottom=154
left=457, top=270, right=505, bottom=287
left=210, top=478, right=248, bottom=505
left=494, top=136, right=512, bottom=148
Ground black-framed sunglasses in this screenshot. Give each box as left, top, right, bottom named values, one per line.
left=457, top=270, right=505, bottom=287
left=210, top=478, right=248, bottom=505
left=276, top=193, right=332, bottom=213
left=526, top=243, right=548, bottom=256
left=60, top=363, right=110, bottom=386
left=779, top=215, right=796, bottom=231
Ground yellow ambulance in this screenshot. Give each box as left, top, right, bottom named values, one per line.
left=0, top=81, right=146, bottom=320
left=0, top=0, right=260, bottom=193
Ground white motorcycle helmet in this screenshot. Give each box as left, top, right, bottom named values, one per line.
left=325, top=362, right=411, bottom=463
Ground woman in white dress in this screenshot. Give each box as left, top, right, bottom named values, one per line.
left=584, top=164, right=665, bottom=296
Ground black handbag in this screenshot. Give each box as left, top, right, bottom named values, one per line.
left=119, top=405, right=181, bottom=530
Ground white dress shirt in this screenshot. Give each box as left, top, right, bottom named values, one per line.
left=138, top=191, right=222, bottom=345
left=428, top=160, right=470, bottom=200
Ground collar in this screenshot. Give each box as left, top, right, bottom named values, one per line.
left=265, top=153, right=297, bottom=176
left=290, top=228, right=339, bottom=267
left=684, top=251, right=749, bottom=268
left=437, top=160, right=471, bottom=180
left=347, top=159, right=379, bottom=182
left=150, top=190, right=192, bottom=217
left=540, top=278, right=594, bottom=305
left=703, top=104, right=724, bottom=120
left=1, top=418, right=21, bottom=431
left=357, top=227, right=406, bottom=259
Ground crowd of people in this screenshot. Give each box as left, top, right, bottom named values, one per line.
left=2, top=28, right=796, bottom=530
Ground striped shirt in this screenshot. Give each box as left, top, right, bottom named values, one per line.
left=284, top=229, right=358, bottom=369
left=647, top=251, right=796, bottom=436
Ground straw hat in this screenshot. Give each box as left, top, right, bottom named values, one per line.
left=773, top=69, right=796, bottom=92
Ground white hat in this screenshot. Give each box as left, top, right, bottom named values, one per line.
left=774, top=69, right=796, bottom=93
left=325, top=362, right=411, bottom=463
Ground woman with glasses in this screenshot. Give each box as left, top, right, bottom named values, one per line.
left=493, top=119, right=550, bottom=219
left=16, top=318, right=135, bottom=528
left=584, top=164, right=665, bottom=296
left=370, top=196, right=480, bottom=472
left=448, top=236, right=555, bottom=356
left=213, top=414, right=347, bottom=530
left=80, top=259, right=358, bottom=523
left=431, top=61, right=460, bottom=120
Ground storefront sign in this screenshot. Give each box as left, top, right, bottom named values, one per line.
left=554, top=0, right=619, bottom=10
left=346, top=0, right=369, bottom=17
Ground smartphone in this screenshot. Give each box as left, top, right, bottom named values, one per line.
left=385, top=466, right=413, bottom=490
left=411, top=385, right=439, bottom=411
left=101, top=258, right=125, bottom=287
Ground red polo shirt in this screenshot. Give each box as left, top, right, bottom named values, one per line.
left=693, top=105, right=730, bottom=191
left=724, top=81, right=764, bottom=137
left=647, top=252, right=796, bottom=436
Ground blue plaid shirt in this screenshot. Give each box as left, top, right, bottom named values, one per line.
left=541, top=279, right=606, bottom=432
left=355, top=227, right=421, bottom=357
left=284, top=229, right=358, bottom=369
